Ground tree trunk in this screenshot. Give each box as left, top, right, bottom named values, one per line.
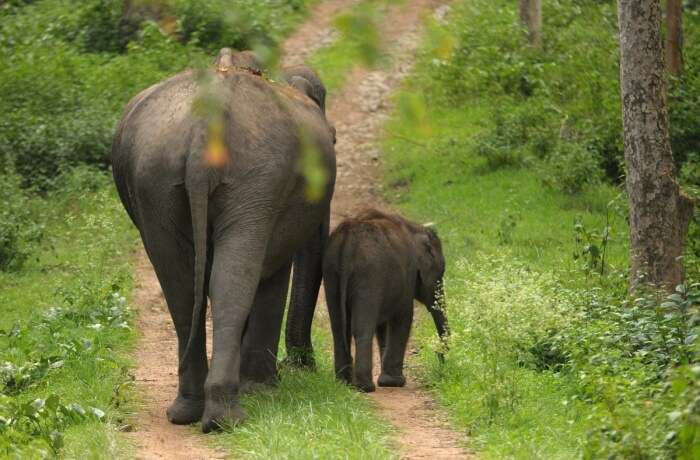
left=519, top=0, right=542, bottom=48
left=666, top=0, right=684, bottom=76
left=618, top=0, right=695, bottom=292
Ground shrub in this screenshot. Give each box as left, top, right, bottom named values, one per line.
left=474, top=105, right=558, bottom=171
left=541, top=142, right=603, bottom=194
left=0, top=171, right=43, bottom=271
left=0, top=21, right=201, bottom=188
left=421, top=0, right=700, bottom=191
left=77, top=0, right=146, bottom=53
left=424, top=252, right=699, bottom=457
left=669, top=19, right=700, bottom=182
left=0, top=280, right=131, bottom=456
left=0, top=0, right=314, bottom=188
left=173, top=0, right=310, bottom=53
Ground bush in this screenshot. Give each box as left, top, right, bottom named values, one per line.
left=473, top=102, right=562, bottom=171
left=172, top=0, right=310, bottom=53
left=0, top=18, right=202, bottom=188
left=0, top=172, right=43, bottom=271
left=670, top=44, right=700, bottom=186
left=541, top=142, right=603, bottom=194
left=422, top=0, right=700, bottom=191
left=423, top=253, right=699, bottom=458
left=0, top=278, right=131, bottom=456
left=556, top=284, right=700, bottom=458
left=77, top=0, right=146, bottom=53
left=0, top=0, right=314, bottom=188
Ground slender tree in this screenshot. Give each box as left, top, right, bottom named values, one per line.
left=618, top=0, right=695, bottom=292
left=519, top=0, right=542, bottom=48
left=666, top=0, right=684, bottom=75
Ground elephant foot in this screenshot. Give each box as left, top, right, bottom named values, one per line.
left=335, top=367, right=352, bottom=385
left=240, top=378, right=278, bottom=394
left=378, top=373, right=406, bottom=387
left=283, top=346, right=316, bottom=370
left=354, top=381, right=376, bottom=393
left=166, top=395, right=205, bottom=425
left=201, top=400, right=247, bottom=433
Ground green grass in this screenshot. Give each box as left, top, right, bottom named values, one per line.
left=0, top=168, right=139, bottom=457
left=380, top=1, right=700, bottom=453
left=217, top=323, right=396, bottom=459
left=383, top=103, right=628, bottom=277
left=380, top=32, right=633, bottom=460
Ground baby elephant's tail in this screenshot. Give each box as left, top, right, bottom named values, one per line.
left=338, top=270, right=350, bottom=362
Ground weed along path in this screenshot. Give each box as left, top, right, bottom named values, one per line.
left=129, top=0, right=470, bottom=458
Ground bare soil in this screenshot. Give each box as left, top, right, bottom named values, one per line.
left=129, top=0, right=471, bottom=458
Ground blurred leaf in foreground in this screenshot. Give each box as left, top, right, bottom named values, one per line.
left=298, top=128, right=329, bottom=203
left=334, top=5, right=382, bottom=67
left=397, top=92, right=433, bottom=137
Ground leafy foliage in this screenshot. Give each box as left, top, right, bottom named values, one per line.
left=422, top=0, right=700, bottom=194
left=0, top=0, right=315, bottom=188
left=0, top=168, right=138, bottom=456
left=0, top=171, right=43, bottom=271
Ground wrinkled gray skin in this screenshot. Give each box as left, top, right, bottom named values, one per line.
left=111, top=49, right=335, bottom=432
left=323, top=209, right=449, bottom=392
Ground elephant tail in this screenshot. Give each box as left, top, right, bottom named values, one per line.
left=338, top=239, right=352, bottom=367
left=339, top=271, right=351, bottom=360
left=181, top=132, right=213, bottom=375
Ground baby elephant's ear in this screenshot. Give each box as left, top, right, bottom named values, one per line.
left=415, top=232, right=435, bottom=278
left=415, top=228, right=444, bottom=283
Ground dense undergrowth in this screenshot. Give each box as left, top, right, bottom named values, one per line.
left=0, top=0, right=316, bottom=190
left=0, top=168, right=138, bottom=457
left=384, top=0, right=700, bottom=458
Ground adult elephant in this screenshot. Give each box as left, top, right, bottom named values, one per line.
left=112, top=49, right=335, bottom=432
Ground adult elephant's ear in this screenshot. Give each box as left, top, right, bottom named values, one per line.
left=282, top=65, right=327, bottom=113
left=289, top=76, right=323, bottom=110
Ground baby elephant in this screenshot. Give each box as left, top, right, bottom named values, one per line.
left=323, top=209, right=449, bottom=392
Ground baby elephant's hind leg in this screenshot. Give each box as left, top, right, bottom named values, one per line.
left=378, top=305, right=413, bottom=387
left=351, top=295, right=378, bottom=392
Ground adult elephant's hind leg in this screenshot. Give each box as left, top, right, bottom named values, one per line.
left=240, top=262, right=292, bottom=389
left=202, top=224, right=270, bottom=433
left=140, top=223, right=209, bottom=425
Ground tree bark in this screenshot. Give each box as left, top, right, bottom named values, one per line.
left=618, top=0, right=695, bottom=292
left=666, top=0, right=684, bottom=75
left=519, top=0, right=542, bottom=48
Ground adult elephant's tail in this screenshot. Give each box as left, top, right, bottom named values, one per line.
left=181, top=131, right=211, bottom=375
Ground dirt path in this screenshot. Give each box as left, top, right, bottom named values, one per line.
left=316, top=1, right=471, bottom=458
left=128, top=0, right=469, bottom=458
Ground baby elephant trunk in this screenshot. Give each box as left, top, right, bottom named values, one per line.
left=427, top=279, right=449, bottom=363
